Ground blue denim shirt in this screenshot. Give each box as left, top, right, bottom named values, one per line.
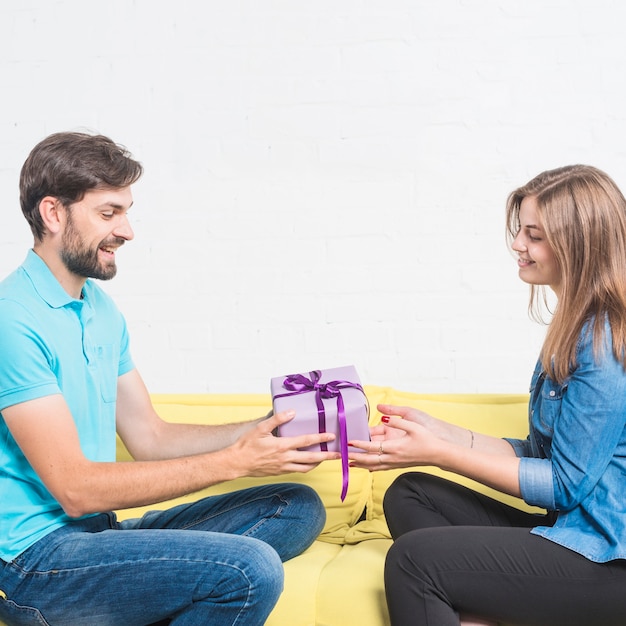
left=506, top=321, right=626, bottom=562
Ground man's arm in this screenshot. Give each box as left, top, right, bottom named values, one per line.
left=114, top=369, right=266, bottom=460
left=3, top=371, right=339, bottom=518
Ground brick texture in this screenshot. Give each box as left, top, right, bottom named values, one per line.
left=1, top=1, right=625, bottom=394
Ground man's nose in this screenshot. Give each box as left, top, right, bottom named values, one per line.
left=113, top=214, right=134, bottom=241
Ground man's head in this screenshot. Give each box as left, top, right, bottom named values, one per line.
left=20, top=131, right=143, bottom=242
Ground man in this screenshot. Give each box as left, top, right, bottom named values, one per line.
left=0, top=132, right=339, bottom=625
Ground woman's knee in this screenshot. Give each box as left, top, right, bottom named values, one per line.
left=385, top=530, right=426, bottom=576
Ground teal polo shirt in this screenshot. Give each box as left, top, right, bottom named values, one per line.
left=0, top=250, right=135, bottom=560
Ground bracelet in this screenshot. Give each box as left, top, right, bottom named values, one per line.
left=468, top=429, right=475, bottom=449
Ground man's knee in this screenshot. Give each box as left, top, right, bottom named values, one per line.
left=281, top=483, right=326, bottom=533
left=245, top=539, right=284, bottom=600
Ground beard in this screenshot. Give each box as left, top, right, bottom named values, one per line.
left=60, top=216, right=124, bottom=281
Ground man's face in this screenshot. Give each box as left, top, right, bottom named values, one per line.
left=60, top=187, right=134, bottom=281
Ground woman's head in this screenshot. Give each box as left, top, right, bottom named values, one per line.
left=20, top=131, right=143, bottom=241
left=506, top=165, right=626, bottom=380
left=507, top=165, right=626, bottom=305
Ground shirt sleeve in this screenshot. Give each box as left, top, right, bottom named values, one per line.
left=524, top=327, right=626, bottom=512
left=519, top=457, right=556, bottom=509
left=503, top=436, right=532, bottom=457
left=0, top=299, right=61, bottom=411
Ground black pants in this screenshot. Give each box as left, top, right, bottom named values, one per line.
left=383, top=472, right=626, bottom=626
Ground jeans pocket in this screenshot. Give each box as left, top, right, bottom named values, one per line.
left=0, top=596, right=50, bottom=626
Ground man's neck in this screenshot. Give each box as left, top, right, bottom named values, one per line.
left=32, top=245, right=86, bottom=300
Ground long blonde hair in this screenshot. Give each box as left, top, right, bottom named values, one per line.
left=506, top=165, right=626, bottom=383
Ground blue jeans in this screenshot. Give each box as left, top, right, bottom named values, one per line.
left=0, top=483, right=325, bottom=626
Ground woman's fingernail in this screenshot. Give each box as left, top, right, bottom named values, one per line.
left=381, top=415, right=390, bottom=423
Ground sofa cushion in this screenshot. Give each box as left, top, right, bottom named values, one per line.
left=266, top=541, right=343, bottom=626
left=315, top=539, right=393, bottom=626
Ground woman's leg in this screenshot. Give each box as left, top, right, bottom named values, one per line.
left=383, top=472, right=549, bottom=538
left=385, top=524, right=626, bottom=626
left=383, top=473, right=626, bottom=626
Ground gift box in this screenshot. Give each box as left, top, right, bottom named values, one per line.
left=271, top=365, right=370, bottom=500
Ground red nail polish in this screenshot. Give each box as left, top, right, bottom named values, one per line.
left=381, top=415, right=390, bottom=423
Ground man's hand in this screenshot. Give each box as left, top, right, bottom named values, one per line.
left=228, top=409, right=342, bottom=477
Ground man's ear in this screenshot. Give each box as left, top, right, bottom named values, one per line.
left=38, top=197, right=66, bottom=235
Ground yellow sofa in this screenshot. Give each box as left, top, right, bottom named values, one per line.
left=0, top=387, right=536, bottom=626
left=112, top=386, right=539, bottom=626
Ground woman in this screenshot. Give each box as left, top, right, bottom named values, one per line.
left=349, top=165, right=626, bottom=626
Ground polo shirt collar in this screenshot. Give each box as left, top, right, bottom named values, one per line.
left=22, top=249, right=86, bottom=309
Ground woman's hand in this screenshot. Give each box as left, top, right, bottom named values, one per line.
left=348, top=403, right=462, bottom=471
left=349, top=413, right=444, bottom=470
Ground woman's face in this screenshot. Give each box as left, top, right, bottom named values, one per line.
left=512, top=195, right=561, bottom=293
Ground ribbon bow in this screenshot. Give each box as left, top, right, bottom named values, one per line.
left=274, top=370, right=367, bottom=501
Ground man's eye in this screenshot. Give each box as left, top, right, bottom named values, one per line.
left=102, top=213, right=114, bottom=219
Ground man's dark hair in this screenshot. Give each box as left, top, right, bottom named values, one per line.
left=20, top=131, right=144, bottom=240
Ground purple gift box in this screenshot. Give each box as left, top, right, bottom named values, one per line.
left=271, top=365, right=370, bottom=451
left=271, top=365, right=370, bottom=501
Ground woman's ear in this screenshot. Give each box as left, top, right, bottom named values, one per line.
left=38, top=196, right=66, bottom=235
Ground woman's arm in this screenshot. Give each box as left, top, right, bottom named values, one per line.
left=349, top=403, right=521, bottom=498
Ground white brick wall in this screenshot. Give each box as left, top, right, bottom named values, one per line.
left=1, top=0, right=626, bottom=394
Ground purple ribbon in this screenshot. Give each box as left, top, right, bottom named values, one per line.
left=274, top=370, right=367, bottom=501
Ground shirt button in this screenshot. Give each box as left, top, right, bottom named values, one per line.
left=549, top=390, right=556, bottom=397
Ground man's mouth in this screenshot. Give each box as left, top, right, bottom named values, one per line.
left=99, top=239, right=125, bottom=258
left=99, top=246, right=117, bottom=257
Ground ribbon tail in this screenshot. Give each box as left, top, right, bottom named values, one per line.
left=337, top=394, right=349, bottom=501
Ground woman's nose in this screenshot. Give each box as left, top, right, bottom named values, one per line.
left=512, top=232, right=526, bottom=252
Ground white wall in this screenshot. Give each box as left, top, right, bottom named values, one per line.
left=1, top=0, right=625, bottom=394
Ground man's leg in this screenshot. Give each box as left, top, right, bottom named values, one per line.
left=122, top=483, right=326, bottom=561
left=0, top=512, right=282, bottom=626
